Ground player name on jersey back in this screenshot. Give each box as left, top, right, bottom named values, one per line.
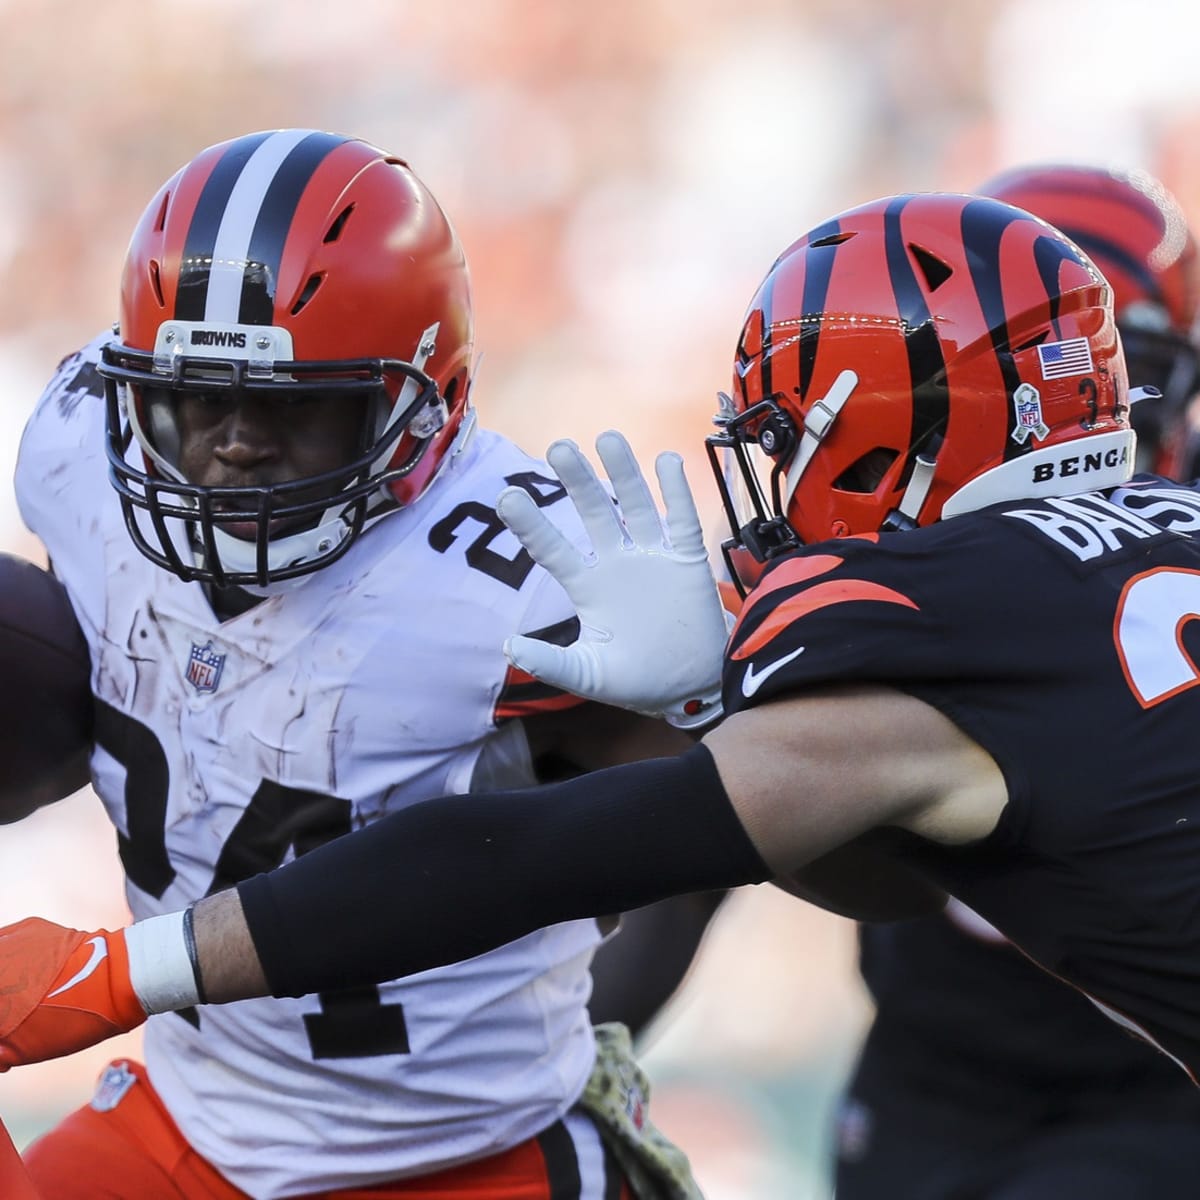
left=1004, top=482, right=1200, bottom=561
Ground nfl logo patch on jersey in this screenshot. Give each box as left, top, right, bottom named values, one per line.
left=91, top=1061, right=137, bottom=1112
left=186, top=640, right=226, bottom=694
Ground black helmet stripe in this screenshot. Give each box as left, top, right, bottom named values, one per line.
left=756, top=256, right=778, bottom=403
left=1058, top=228, right=1163, bottom=308
left=176, top=131, right=275, bottom=321
left=796, top=218, right=841, bottom=402
left=176, top=130, right=349, bottom=326
left=883, top=195, right=949, bottom=453
left=753, top=219, right=842, bottom=404
left=240, top=131, right=349, bottom=324
left=960, top=198, right=1029, bottom=460
left=1031, top=232, right=1090, bottom=338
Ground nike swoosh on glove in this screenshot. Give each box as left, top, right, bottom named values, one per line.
left=0, top=918, right=147, bottom=1070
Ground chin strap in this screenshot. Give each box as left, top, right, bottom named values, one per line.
left=881, top=451, right=938, bottom=532
left=207, top=512, right=353, bottom=592
left=778, top=370, right=859, bottom=515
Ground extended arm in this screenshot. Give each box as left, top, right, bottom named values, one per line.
left=221, top=684, right=1000, bottom=997
left=0, top=683, right=1005, bottom=1064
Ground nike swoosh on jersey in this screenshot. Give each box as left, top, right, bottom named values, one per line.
left=741, top=645, right=807, bottom=698
left=47, top=936, right=108, bottom=998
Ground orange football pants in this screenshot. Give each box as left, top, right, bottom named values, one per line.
left=0, top=1117, right=40, bottom=1200
left=22, top=1060, right=632, bottom=1199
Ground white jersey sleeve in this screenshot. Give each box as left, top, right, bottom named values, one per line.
left=17, top=359, right=609, bottom=1198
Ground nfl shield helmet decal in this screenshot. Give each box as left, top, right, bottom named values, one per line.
left=186, top=640, right=226, bottom=694
left=1011, top=382, right=1050, bottom=444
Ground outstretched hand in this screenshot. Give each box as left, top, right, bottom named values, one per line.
left=0, top=918, right=146, bottom=1070
left=498, top=431, right=731, bottom=729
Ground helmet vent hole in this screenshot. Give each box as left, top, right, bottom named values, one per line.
left=324, top=205, right=355, bottom=243
left=810, top=231, right=856, bottom=249
left=833, top=448, right=899, bottom=493
left=910, top=244, right=953, bottom=290
left=149, top=260, right=164, bottom=307
left=154, top=191, right=170, bottom=233
left=291, top=274, right=325, bottom=316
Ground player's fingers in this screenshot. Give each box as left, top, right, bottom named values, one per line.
left=655, top=452, right=707, bottom=561
left=595, top=431, right=664, bottom=549
left=544, top=440, right=626, bottom=552
left=497, top=487, right=584, bottom=583
left=503, top=636, right=583, bottom=695
left=0, top=919, right=74, bottom=1033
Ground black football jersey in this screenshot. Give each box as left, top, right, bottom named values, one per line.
left=724, top=476, right=1200, bottom=1078
left=855, top=913, right=1198, bottom=1096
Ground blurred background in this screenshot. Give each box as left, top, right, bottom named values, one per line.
left=1, top=0, right=1198, bottom=1195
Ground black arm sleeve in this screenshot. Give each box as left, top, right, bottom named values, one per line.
left=238, top=743, right=769, bottom=998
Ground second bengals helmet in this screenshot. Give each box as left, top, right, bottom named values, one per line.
left=979, top=162, right=1200, bottom=477
left=99, top=129, right=475, bottom=588
left=709, top=192, right=1134, bottom=585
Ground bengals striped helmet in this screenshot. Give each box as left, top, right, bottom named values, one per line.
left=708, top=191, right=1134, bottom=586
left=979, top=164, right=1200, bottom=478
left=99, top=129, right=474, bottom=588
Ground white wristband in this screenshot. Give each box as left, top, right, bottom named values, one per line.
left=124, top=910, right=202, bottom=1015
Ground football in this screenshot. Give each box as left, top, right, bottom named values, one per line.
left=0, top=553, right=92, bottom=818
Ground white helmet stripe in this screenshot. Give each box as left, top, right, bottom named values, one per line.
left=205, top=129, right=315, bottom=323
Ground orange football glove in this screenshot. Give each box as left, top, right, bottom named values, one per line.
left=0, top=918, right=146, bottom=1070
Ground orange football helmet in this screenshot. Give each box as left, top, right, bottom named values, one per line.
left=979, top=162, right=1200, bottom=476
left=708, top=192, right=1134, bottom=588
left=99, top=129, right=474, bottom=587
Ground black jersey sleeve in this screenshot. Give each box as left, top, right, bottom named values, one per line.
left=723, top=534, right=938, bottom=710
left=720, top=519, right=1084, bottom=861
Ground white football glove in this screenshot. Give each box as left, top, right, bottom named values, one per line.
left=498, top=430, right=732, bottom=730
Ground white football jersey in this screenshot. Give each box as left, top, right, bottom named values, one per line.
left=16, top=334, right=604, bottom=1197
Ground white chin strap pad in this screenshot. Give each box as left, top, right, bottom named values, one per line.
left=208, top=513, right=352, bottom=591
left=941, top=428, right=1137, bottom=520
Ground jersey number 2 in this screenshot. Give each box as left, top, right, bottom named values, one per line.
left=94, top=700, right=409, bottom=1059
left=1114, top=567, right=1200, bottom=707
